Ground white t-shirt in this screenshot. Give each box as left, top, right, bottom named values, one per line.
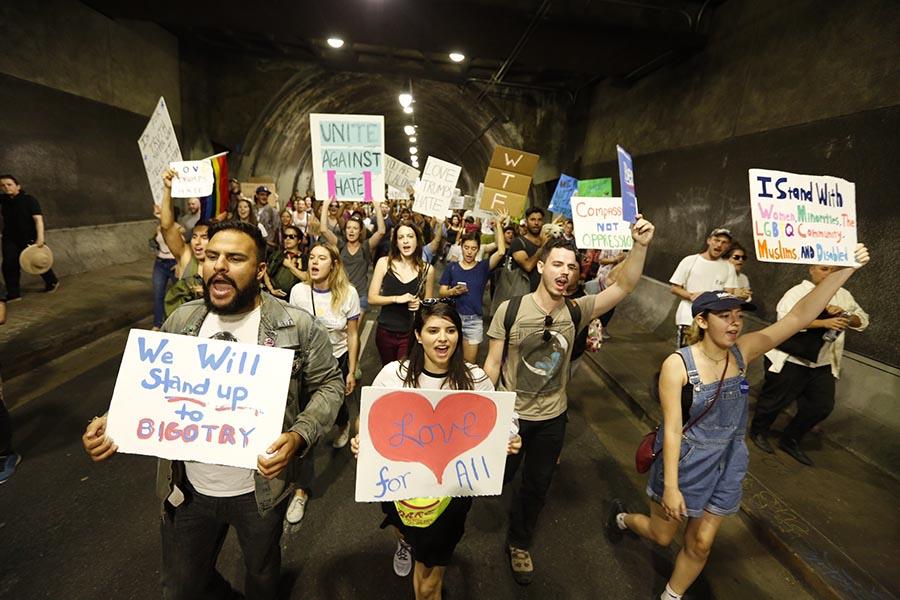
left=289, top=283, right=360, bottom=358
left=669, top=254, right=738, bottom=325
left=373, top=361, right=495, bottom=391
left=185, top=306, right=262, bottom=497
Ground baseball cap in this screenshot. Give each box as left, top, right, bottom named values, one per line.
left=692, top=291, right=756, bottom=316
left=256, top=186, right=271, bottom=194
left=709, top=227, right=732, bottom=239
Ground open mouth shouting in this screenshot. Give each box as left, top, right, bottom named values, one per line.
left=208, top=274, right=237, bottom=301
left=433, top=342, right=451, bottom=360
left=553, top=275, right=569, bottom=292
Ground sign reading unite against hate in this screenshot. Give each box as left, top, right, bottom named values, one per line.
left=572, top=196, right=634, bottom=250
left=310, top=113, right=385, bottom=202
left=105, top=330, right=293, bottom=469
left=355, top=387, right=516, bottom=502
left=748, top=168, right=857, bottom=266
left=414, top=157, right=462, bottom=219
left=138, top=97, right=183, bottom=205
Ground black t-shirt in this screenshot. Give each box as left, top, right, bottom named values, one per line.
left=510, top=236, right=541, bottom=291
left=1, top=191, right=42, bottom=242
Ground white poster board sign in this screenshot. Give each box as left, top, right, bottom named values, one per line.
left=450, top=188, right=465, bottom=210
left=355, top=387, right=516, bottom=502
left=471, top=183, right=493, bottom=221
left=310, top=113, right=385, bottom=202
left=385, top=154, right=420, bottom=192
left=387, top=185, right=410, bottom=200
left=748, top=169, right=857, bottom=266
left=138, top=97, right=183, bottom=205
left=571, top=196, right=634, bottom=250
left=105, top=330, right=293, bottom=469
left=170, top=160, right=214, bottom=198
left=413, top=157, right=461, bottom=218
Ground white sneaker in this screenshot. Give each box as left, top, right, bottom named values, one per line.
left=393, top=539, right=413, bottom=577
left=286, top=491, right=307, bottom=524
left=332, top=423, right=351, bottom=449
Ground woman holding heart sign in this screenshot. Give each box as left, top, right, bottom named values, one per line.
left=351, top=302, right=521, bottom=600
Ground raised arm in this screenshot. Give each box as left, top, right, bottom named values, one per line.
left=367, top=199, right=387, bottom=250
left=427, top=216, right=445, bottom=255
left=589, top=216, right=654, bottom=320
left=318, top=198, right=340, bottom=245
left=488, top=210, right=509, bottom=270
left=738, top=244, right=869, bottom=363
left=159, top=169, right=188, bottom=265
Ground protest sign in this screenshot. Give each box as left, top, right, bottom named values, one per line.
left=105, top=330, right=293, bottom=469
left=310, top=113, right=385, bottom=202
left=385, top=154, right=420, bottom=192
left=413, top=157, right=461, bottom=218
left=480, top=186, right=528, bottom=217
left=240, top=182, right=278, bottom=205
left=479, top=145, right=540, bottom=216
left=387, top=185, right=409, bottom=200
left=616, top=145, right=638, bottom=222
left=471, top=183, right=493, bottom=221
left=571, top=196, right=634, bottom=250
left=355, top=387, right=516, bottom=502
left=170, top=160, right=214, bottom=198
left=138, top=97, right=183, bottom=205
left=548, top=174, right=578, bottom=219
left=488, top=146, right=540, bottom=175
left=484, top=168, right=532, bottom=195
left=450, top=188, right=465, bottom=210
left=577, top=177, right=612, bottom=197
left=748, top=169, right=857, bottom=266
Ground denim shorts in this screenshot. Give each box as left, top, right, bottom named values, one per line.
left=459, top=313, right=484, bottom=344
left=358, top=293, right=368, bottom=311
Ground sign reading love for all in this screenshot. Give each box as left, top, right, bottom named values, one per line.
left=310, top=113, right=385, bottom=202
left=105, top=330, right=293, bottom=469
left=749, top=168, right=857, bottom=266
left=355, top=387, right=516, bottom=502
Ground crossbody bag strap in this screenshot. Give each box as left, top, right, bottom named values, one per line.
left=682, top=350, right=729, bottom=434
left=309, top=284, right=316, bottom=317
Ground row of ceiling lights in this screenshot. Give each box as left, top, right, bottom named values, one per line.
left=325, top=37, right=465, bottom=63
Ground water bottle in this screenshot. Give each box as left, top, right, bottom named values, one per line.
left=822, top=311, right=852, bottom=342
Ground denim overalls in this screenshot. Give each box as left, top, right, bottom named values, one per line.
left=647, top=345, right=750, bottom=518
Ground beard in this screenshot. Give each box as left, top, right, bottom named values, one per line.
left=203, top=274, right=260, bottom=315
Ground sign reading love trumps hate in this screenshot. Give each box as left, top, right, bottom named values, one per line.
left=749, top=169, right=857, bottom=266
left=355, top=387, right=516, bottom=502
left=310, top=113, right=385, bottom=202
left=413, top=157, right=462, bottom=219
left=105, top=330, right=293, bottom=469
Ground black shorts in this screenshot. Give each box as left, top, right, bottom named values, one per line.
left=380, top=498, right=473, bottom=567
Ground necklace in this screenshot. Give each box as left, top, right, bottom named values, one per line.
left=699, top=348, right=728, bottom=364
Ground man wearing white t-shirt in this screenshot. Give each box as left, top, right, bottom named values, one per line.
left=82, top=221, right=344, bottom=599
left=669, top=228, right=742, bottom=347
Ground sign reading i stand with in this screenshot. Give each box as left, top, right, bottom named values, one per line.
left=478, top=146, right=540, bottom=217
left=616, top=145, right=638, bottom=223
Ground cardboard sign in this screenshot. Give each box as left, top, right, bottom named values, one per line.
left=310, top=113, right=385, bottom=202
left=480, top=186, right=528, bottom=217
left=385, top=154, right=420, bottom=192
left=548, top=174, right=578, bottom=219
left=616, top=145, right=638, bottom=222
left=105, top=330, right=293, bottom=469
left=413, top=157, right=461, bottom=218
left=138, top=97, right=183, bottom=205
left=577, top=177, right=612, bottom=197
left=240, top=182, right=277, bottom=204
left=170, top=160, right=214, bottom=198
left=484, top=168, right=532, bottom=196
left=571, top=196, right=634, bottom=250
left=488, top=146, right=540, bottom=175
left=748, top=169, right=857, bottom=266
left=355, top=387, right=516, bottom=502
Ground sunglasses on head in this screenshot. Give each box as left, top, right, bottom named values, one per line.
left=420, top=297, right=455, bottom=307
left=543, top=315, right=554, bottom=342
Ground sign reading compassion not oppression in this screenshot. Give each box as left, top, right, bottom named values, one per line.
left=571, top=196, right=634, bottom=250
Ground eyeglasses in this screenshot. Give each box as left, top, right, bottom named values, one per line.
left=543, top=315, right=554, bottom=342
left=731, top=255, right=746, bottom=261
left=284, top=234, right=298, bottom=239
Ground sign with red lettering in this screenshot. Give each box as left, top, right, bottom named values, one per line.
left=105, top=330, right=293, bottom=469
left=355, top=387, right=516, bottom=501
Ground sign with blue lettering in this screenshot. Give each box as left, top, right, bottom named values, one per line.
left=748, top=168, right=857, bottom=266
left=310, top=113, right=385, bottom=202
left=548, top=174, right=578, bottom=219
left=616, top=145, right=638, bottom=222
left=355, top=387, right=516, bottom=501
left=105, top=330, right=293, bottom=469
left=571, top=196, right=634, bottom=250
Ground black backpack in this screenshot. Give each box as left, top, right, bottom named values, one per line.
left=502, top=294, right=582, bottom=359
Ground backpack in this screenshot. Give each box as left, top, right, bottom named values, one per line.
left=501, top=294, right=582, bottom=359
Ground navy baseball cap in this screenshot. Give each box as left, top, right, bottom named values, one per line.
left=256, top=186, right=271, bottom=194
left=692, top=291, right=756, bottom=317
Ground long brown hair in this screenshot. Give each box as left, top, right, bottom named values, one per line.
left=388, top=223, right=425, bottom=278
left=401, top=303, right=480, bottom=390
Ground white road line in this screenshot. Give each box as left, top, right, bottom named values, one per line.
left=359, top=319, right=375, bottom=354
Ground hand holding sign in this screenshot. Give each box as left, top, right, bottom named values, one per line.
left=170, top=160, right=215, bottom=198
left=631, top=213, right=655, bottom=247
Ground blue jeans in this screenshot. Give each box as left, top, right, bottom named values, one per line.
left=153, top=257, right=177, bottom=327
left=160, top=486, right=288, bottom=600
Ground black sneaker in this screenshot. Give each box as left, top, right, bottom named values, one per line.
left=6, top=295, right=21, bottom=303
left=44, top=282, right=60, bottom=293
left=750, top=432, right=774, bottom=454
left=778, top=436, right=813, bottom=466
left=606, top=498, right=628, bottom=544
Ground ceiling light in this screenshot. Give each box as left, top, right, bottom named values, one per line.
left=403, top=106, right=413, bottom=114
left=403, top=125, right=416, bottom=136
left=326, top=37, right=345, bottom=49
left=409, top=136, right=417, bottom=143
left=409, top=147, right=418, bottom=155
left=398, top=93, right=413, bottom=108
left=449, top=51, right=465, bottom=63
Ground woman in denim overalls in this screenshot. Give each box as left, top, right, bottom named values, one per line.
left=605, top=244, right=869, bottom=600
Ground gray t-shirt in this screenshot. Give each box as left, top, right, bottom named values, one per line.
left=340, top=241, right=372, bottom=299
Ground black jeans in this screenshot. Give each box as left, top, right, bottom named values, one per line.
left=2, top=236, right=58, bottom=297
left=750, top=358, right=836, bottom=442
left=504, top=412, right=567, bottom=549
left=160, top=485, right=288, bottom=600
left=0, top=373, right=12, bottom=456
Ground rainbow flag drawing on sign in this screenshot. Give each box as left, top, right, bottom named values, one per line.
left=200, top=152, right=229, bottom=221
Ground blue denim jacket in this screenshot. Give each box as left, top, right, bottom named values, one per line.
left=155, top=293, right=344, bottom=515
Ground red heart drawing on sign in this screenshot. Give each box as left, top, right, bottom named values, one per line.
left=368, top=391, right=497, bottom=483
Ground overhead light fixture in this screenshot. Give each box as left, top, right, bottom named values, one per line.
left=409, top=147, right=418, bottom=155
left=409, top=136, right=417, bottom=143
left=449, top=51, right=465, bottom=63
left=403, top=125, right=416, bottom=136
left=403, top=106, right=413, bottom=114
left=398, top=93, right=413, bottom=108
left=326, top=37, right=345, bottom=49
